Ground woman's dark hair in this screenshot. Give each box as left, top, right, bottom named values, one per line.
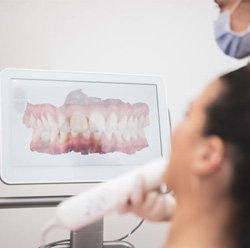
left=202, top=64, right=250, bottom=248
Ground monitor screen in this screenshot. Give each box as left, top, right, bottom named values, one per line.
left=0, top=69, right=170, bottom=189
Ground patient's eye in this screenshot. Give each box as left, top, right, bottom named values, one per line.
left=184, top=108, right=190, bottom=117
left=184, top=103, right=192, bottom=117
left=214, top=0, right=223, bottom=10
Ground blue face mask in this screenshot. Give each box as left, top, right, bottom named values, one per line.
left=214, top=11, right=250, bottom=59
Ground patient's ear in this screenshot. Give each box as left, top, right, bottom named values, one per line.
left=192, top=136, right=225, bottom=176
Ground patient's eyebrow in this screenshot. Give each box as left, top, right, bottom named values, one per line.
left=214, top=0, right=220, bottom=5
left=214, top=0, right=222, bottom=8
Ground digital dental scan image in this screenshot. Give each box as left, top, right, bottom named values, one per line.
left=0, top=70, right=166, bottom=184
left=23, top=89, right=150, bottom=155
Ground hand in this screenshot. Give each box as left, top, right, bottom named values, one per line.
left=117, top=174, right=176, bottom=222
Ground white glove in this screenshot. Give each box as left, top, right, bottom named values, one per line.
left=117, top=174, right=176, bottom=222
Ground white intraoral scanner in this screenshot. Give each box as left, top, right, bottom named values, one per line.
left=0, top=68, right=171, bottom=248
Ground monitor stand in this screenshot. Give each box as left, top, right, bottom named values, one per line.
left=0, top=197, right=135, bottom=248
left=70, top=218, right=135, bottom=248
left=70, top=219, right=103, bottom=248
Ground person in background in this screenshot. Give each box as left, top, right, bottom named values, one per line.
left=118, top=0, right=250, bottom=223
left=214, top=0, right=250, bottom=59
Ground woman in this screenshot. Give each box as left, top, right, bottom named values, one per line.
left=164, top=65, right=250, bottom=248
left=120, top=65, right=250, bottom=248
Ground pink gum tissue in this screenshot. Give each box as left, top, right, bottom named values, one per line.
left=23, top=99, right=150, bottom=155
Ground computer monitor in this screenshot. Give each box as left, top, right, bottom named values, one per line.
left=0, top=68, right=171, bottom=198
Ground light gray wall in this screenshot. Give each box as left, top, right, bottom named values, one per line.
left=0, top=0, right=246, bottom=247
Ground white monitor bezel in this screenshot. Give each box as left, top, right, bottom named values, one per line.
left=0, top=68, right=171, bottom=197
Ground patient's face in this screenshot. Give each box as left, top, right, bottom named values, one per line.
left=165, top=80, right=221, bottom=195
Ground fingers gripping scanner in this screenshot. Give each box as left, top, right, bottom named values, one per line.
left=42, top=158, right=167, bottom=246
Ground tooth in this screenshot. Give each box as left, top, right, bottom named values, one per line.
left=82, top=131, right=91, bottom=140
left=144, top=115, right=150, bottom=127
left=58, top=115, right=70, bottom=134
left=32, top=130, right=41, bottom=142
left=118, top=116, right=127, bottom=132
left=41, top=131, right=50, bottom=143
left=138, top=129, right=146, bottom=139
left=41, top=116, right=50, bottom=129
left=37, top=119, right=43, bottom=130
left=114, top=131, right=122, bottom=142
left=70, top=114, right=88, bottom=132
left=106, top=113, right=117, bottom=132
left=93, top=132, right=102, bottom=141
left=23, top=113, right=30, bottom=127
left=30, top=114, right=37, bottom=128
left=105, top=131, right=112, bottom=141
left=59, top=119, right=70, bottom=133
left=50, top=130, right=59, bottom=142
left=133, top=118, right=138, bottom=129
left=123, top=130, right=131, bottom=142
left=138, top=116, right=144, bottom=128
left=131, top=130, right=137, bottom=141
left=48, top=114, right=58, bottom=141
left=58, top=114, right=66, bottom=126
left=89, top=112, right=106, bottom=132
left=127, top=116, right=134, bottom=129
left=47, top=114, right=57, bottom=129
left=71, top=131, right=78, bottom=138
left=59, top=131, right=68, bottom=142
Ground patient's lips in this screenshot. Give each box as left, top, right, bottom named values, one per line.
left=23, top=90, right=150, bottom=155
